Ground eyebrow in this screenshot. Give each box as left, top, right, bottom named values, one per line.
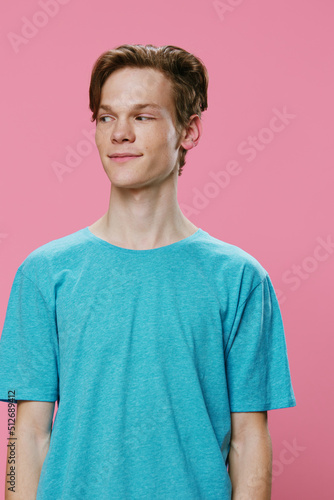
left=98, top=103, right=162, bottom=113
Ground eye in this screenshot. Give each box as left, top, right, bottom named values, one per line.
left=98, top=116, right=111, bottom=123
left=136, top=116, right=154, bottom=121
left=97, top=115, right=154, bottom=123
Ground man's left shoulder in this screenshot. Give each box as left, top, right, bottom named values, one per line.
left=200, top=231, right=268, bottom=286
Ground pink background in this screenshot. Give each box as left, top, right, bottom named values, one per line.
left=1, top=0, right=333, bottom=498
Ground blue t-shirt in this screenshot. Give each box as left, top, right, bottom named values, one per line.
left=0, top=226, right=296, bottom=499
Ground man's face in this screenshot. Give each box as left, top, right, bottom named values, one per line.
left=95, top=67, right=185, bottom=189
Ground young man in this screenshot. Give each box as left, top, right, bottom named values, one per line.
left=0, top=44, right=296, bottom=499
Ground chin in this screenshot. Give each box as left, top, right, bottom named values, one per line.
left=103, top=172, right=148, bottom=188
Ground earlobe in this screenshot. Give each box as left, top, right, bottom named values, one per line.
left=188, top=138, right=197, bottom=149
left=182, top=140, right=195, bottom=151
left=181, top=136, right=197, bottom=151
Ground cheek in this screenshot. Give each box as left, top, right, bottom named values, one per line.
left=150, top=128, right=175, bottom=150
left=95, top=128, right=107, bottom=150
left=162, top=123, right=180, bottom=151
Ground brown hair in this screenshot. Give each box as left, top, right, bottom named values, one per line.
left=89, top=44, right=209, bottom=176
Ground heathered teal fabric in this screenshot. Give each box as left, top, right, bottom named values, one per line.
left=0, top=227, right=296, bottom=499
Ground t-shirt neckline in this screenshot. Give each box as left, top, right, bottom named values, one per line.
left=84, top=226, right=203, bottom=254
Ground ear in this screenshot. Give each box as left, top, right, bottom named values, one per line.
left=180, top=114, right=202, bottom=151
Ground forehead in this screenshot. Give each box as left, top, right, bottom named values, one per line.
left=100, top=67, right=174, bottom=111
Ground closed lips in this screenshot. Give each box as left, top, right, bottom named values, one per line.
left=109, top=153, right=142, bottom=157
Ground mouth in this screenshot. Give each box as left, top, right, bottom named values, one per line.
left=108, top=154, right=142, bottom=163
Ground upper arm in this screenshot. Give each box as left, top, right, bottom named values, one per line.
left=15, top=400, right=55, bottom=436
left=230, top=411, right=269, bottom=443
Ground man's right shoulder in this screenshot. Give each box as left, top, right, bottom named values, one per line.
left=18, top=227, right=87, bottom=278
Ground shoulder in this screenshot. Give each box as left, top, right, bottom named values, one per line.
left=18, top=227, right=87, bottom=282
left=196, top=230, right=269, bottom=302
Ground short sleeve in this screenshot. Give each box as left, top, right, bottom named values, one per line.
left=0, top=266, right=59, bottom=403
left=225, top=274, right=296, bottom=412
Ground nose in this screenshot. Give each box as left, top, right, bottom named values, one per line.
left=110, top=118, right=135, bottom=143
